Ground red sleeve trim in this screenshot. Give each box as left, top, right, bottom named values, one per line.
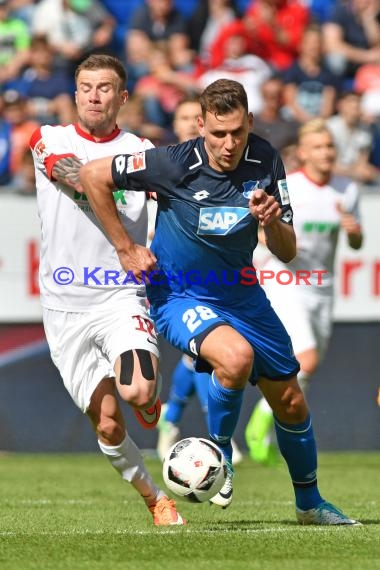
left=29, top=126, right=43, bottom=149
left=45, top=153, right=76, bottom=180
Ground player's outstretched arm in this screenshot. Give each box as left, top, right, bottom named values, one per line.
left=80, top=157, right=156, bottom=280
left=249, top=189, right=296, bottom=263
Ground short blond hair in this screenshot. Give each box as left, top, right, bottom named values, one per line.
left=297, top=118, right=332, bottom=141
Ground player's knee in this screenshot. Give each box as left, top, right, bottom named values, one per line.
left=219, top=341, right=253, bottom=384
left=119, top=349, right=155, bottom=388
left=118, top=348, right=158, bottom=406
left=281, top=386, right=309, bottom=422
left=119, top=378, right=157, bottom=408
left=230, top=341, right=253, bottom=376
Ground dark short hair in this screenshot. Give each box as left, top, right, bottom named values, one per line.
left=338, top=90, right=360, bottom=101
left=75, top=54, right=127, bottom=90
left=174, top=94, right=200, bottom=114
left=199, top=79, right=248, bottom=118
left=176, top=94, right=200, bottom=107
left=30, top=34, right=51, bottom=50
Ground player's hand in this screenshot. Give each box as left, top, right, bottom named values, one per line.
left=118, top=244, right=157, bottom=283
left=336, top=203, right=362, bottom=236
left=341, top=212, right=362, bottom=236
left=336, top=202, right=362, bottom=249
left=249, top=189, right=282, bottom=227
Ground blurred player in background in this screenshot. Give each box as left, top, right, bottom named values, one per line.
left=30, top=54, right=185, bottom=526
left=156, top=96, right=243, bottom=465
left=79, top=79, right=360, bottom=525
left=245, top=118, right=363, bottom=465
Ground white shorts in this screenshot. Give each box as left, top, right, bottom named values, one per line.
left=42, top=300, right=159, bottom=413
left=263, top=281, right=333, bottom=359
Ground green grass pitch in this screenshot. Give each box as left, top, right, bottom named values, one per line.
left=0, top=452, right=379, bottom=570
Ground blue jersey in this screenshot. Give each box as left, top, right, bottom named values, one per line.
left=111, top=133, right=293, bottom=311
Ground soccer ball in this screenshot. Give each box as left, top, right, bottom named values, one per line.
left=162, top=437, right=227, bottom=503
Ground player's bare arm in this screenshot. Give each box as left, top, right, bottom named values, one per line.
left=79, top=157, right=157, bottom=280
left=341, top=212, right=363, bottom=250
left=336, top=203, right=363, bottom=251
left=249, top=189, right=296, bottom=263
left=52, top=156, right=83, bottom=190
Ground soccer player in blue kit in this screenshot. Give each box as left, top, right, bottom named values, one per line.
left=79, top=79, right=360, bottom=525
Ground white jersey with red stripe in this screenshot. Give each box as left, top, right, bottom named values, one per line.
left=30, top=123, right=154, bottom=311
left=259, top=169, right=361, bottom=292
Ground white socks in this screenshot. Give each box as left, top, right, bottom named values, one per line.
left=98, top=434, right=163, bottom=506
left=297, top=370, right=310, bottom=393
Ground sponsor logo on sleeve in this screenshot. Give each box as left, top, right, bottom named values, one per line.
left=278, top=179, right=290, bottom=205
left=127, top=152, right=146, bottom=173
left=282, top=209, right=293, bottom=223
left=33, top=138, right=48, bottom=164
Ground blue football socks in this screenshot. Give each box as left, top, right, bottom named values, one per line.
left=274, top=414, right=323, bottom=510
left=208, top=371, right=244, bottom=464
left=165, top=357, right=195, bottom=424
left=193, top=370, right=210, bottom=414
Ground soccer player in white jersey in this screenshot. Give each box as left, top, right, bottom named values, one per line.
left=246, top=118, right=363, bottom=465
left=29, top=54, right=185, bottom=526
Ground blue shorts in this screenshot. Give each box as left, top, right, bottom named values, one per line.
left=149, top=296, right=300, bottom=385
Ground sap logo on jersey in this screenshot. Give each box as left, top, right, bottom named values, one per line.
left=198, top=207, right=249, bottom=235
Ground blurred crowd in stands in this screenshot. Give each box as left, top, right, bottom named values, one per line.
left=2, top=0, right=380, bottom=194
